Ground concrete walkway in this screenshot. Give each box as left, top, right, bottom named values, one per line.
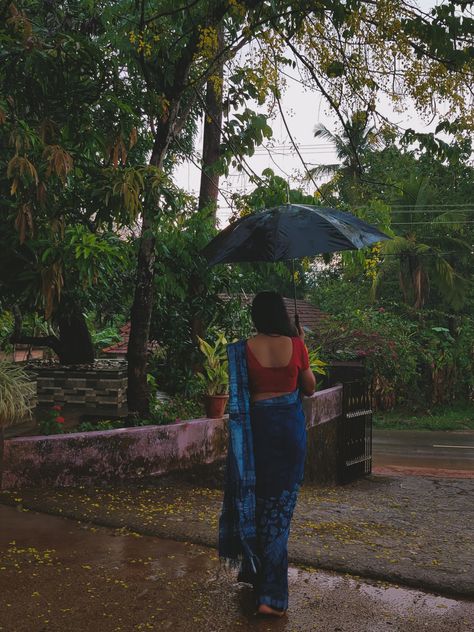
left=1, top=505, right=473, bottom=632
left=1, top=471, right=473, bottom=598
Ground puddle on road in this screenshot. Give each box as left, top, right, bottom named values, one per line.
left=287, top=566, right=464, bottom=619
left=1, top=505, right=472, bottom=632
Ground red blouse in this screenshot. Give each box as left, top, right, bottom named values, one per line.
left=246, top=337, right=310, bottom=394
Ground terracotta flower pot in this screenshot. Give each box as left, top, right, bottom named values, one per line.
left=204, top=394, right=229, bottom=419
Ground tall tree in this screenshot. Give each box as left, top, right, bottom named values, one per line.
left=2, top=1, right=473, bottom=415
left=308, top=109, right=378, bottom=203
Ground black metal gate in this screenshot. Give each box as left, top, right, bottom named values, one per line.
left=339, top=381, right=373, bottom=483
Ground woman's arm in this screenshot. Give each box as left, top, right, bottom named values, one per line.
left=296, top=326, right=316, bottom=396
left=299, top=367, right=316, bottom=397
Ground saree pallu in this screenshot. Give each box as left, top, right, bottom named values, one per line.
left=219, top=340, right=306, bottom=611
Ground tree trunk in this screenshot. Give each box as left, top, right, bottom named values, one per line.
left=127, top=128, right=173, bottom=416
left=56, top=308, right=95, bottom=364
left=190, top=25, right=225, bottom=348
left=198, top=24, right=224, bottom=221
left=11, top=303, right=94, bottom=364
left=126, top=214, right=156, bottom=416
left=126, top=2, right=253, bottom=415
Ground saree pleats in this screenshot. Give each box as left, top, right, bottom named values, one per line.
left=250, top=391, right=306, bottom=610
left=219, top=341, right=306, bottom=612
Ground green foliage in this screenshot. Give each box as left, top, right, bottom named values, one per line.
left=37, top=405, right=66, bottom=435
left=0, top=312, right=14, bottom=353
left=307, top=348, right=327, bottom=377
left=149, top=199, right=252, bottom=395
left=374, top=402, right=474, bottom=431
left=76, top=398, right=204, bottom=431
left=77, top=419, right=124, bottom=432
left=149, top=397, right=204, bottom=425
left=0, top=361, right=36, bottom=428
left=307, top=286, right=474, bottom=410
left=197, top=332, right=229, bottom=396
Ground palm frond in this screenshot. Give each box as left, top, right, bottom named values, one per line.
left=306, top=163, right=340, bottom=180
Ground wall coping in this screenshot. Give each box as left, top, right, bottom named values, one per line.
left=7, top=416, right=221, bottom=445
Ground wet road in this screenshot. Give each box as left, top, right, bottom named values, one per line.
left=0, top=505, right=473, bottom=632
left=373, top=430, right=474, bottom=471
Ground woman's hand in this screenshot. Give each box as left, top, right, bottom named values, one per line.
left=294, top=313, right=304, bottom=340
left=297, top=322, right=305, bottom=341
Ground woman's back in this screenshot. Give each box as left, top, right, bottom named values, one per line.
left=247, top=334, right=294, bottom=368
left=246, top=334, right=311, bottom=401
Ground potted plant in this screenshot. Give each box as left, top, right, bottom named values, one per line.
left=0, top=361, right=36, bottom=486
left=197, top=332, right=229, bottom=418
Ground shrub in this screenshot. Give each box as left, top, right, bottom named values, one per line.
left=38, top=405, right=67, bottom=435
left=308, top=306, right=474, bottom=410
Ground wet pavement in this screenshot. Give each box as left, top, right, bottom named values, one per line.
left=373, top=430, right=474, bottom=471
left=1, top=505, right=473, bottom=632
left=1, top=472, right=473, bottom=598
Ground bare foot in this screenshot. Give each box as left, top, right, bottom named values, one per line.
left=257, top=604, right=286, bottom=617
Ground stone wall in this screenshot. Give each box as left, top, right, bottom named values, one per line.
left=2, top=386, right=344, bottom=489
left=2, top=417, right=228, bottom=489
left=26, top=360, right=127, bottom=413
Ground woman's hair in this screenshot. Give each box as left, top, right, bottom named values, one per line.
left=251, top=291, right=296, bottom=337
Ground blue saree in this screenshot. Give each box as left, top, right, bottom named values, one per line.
left=219, top=340, right=306, bottom=611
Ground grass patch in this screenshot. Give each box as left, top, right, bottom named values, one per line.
left=374, top=401, right=474, bottom=431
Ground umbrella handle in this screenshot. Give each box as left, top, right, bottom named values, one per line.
left=294, top=312, right=301, bottom=337
left=291, top=258, right=300, bottom=334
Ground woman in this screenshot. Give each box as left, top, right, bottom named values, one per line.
left=219, top=291, right=315, bottom=617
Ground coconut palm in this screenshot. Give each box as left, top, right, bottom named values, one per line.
left=309, top=110, right=379, bottom=202
left=372, top=176, right=471, bottom=310
left=0, top=362, right=36, bottom=486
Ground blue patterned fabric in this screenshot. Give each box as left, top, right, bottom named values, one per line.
left=250, top=390, right=306, bottom=610
left=218, top=340, right=259, bottom=572
left=219, top=342, right=306, bottom=611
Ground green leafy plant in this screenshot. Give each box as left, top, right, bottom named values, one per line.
left=196, top=333, right=229, bottom=396
left=77, top=419, right=124, bottom=432
left=38, top=405, right=66, bottom=435
left=0, top=362, right=36, bottom=483
left=307, top=348, right=328, bottom=376
left=150, top=397, right=204, bottom=425
left=75, top=398, right=204, bottom=431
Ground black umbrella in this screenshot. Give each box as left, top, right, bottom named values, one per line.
left=201, top=204, right=390, bottom=324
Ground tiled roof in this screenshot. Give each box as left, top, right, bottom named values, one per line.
left=102, top=323, right=158, bottom=356
left=104, top=296, right=327, bottom=356
left=281, top=297, right=327, bottom=332
left=218, top=293, right=327, bottom=333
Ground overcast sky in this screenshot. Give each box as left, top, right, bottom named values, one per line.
left=174, top=1, right=453, bottom=225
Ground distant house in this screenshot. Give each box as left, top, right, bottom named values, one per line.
left=103, top=297, right=325, bottom=360
left=281, top=297, right=327, bottom=332
left=218, top=293, right=327, bottom=333
left=102, top=322, right=159, bottom=359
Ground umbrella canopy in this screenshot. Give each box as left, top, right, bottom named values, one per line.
left=201, top=204, right=390, bottom=265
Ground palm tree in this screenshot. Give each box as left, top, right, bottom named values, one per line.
left=372, top=175, right=471, bottom=310
left=309, top=110, right=379, bottom=203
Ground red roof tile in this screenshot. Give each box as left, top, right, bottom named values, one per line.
left=102, top=323, right=158, bottom=356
